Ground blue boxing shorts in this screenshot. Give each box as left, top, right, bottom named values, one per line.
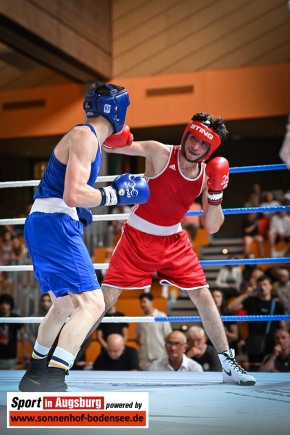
left=24, top=212, right=100, bottom=297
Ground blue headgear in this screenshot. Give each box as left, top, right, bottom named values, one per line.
left=83, top=84, right=130, bottom=133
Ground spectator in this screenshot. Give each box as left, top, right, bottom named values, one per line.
left=215, top=261, right=243, bottom=298
left=185, top=326, right=222, bottom=372
left=92, top=333, right=139, bottom=371
left=272, top=268, right=290, bottom=314
left=211, top=289, right=239, bottom=352
left=26, top=293, right=52, bottom=347
left=244, top=183, right=262, bottom=207
left=110, top=205, right=131, bottom=246
left=96, top=304, right=129, bottom=351
left=10, top=236, right=26, bottom=264
left=135, top=293, right=172, bottom=370
left=279, top=113, right=290, bottom=169
left=268, top=209, right=290, bottom=257
left=0, top=231, right=13, bottom=266
left=149, top=330, right=203, bottom=372
left=228, top=275, right=286, bottom=371
left=0, top=294, right=28, bottom=369
left=259, top=329, right=290, bottom=372
left=259, top=191, right=281, bottom=238
left=240, top=266, right=264, bottom=293
left=181, top=200, right=202, bottom=243
left=242, top=213, right=264, bottom=258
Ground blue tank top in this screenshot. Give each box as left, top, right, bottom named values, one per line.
left=34, top=124, right=102, bottom=199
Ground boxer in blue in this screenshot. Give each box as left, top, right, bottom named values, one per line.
left=19, top=84, right=149, bottom=392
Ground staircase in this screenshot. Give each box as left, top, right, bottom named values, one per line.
left=200, top=235, right=244, bottom=288
left=166, top=234, right=244, bottom=329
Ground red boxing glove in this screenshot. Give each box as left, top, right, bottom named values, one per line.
left=205, top=157, right=229, bottom=205
left=103, top=125, right=133, bottom=149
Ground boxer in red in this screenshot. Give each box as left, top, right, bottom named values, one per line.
left=100, top=112, right=256, bottom=386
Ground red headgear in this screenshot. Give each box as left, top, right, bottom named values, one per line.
left=181, top=121, right=221, bottom=162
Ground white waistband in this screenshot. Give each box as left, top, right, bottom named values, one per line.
left=30, top=198, right=79, bottom=220
left=127, top=212, right=182, bottom=236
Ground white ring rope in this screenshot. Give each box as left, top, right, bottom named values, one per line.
left=0, top=264, right=109, bottom=272
left=0, top=175, right=144, bottom=189
left=0, top=213, right=130, bottom=226
left=0, top=316, right=155, bottom=324
left=2, top=315, right=290, bottom=324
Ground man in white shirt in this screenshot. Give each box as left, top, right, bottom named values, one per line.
left=135, top=293, right=172, bottom=370
left=149, top=330, right=203, bottom=372
left=269, top=210, right=290, bottom=257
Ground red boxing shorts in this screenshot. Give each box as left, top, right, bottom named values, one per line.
left=103, top=224, right=208, bottom=290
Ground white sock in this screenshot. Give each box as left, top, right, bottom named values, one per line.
left=49, top=346, right=74, bottom=371
left=32, top=341, right=51, bottom=360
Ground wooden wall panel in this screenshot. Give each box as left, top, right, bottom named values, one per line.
left=112, top=0, right=290, bottom=77
left=0, top=0, right=112, bottom=78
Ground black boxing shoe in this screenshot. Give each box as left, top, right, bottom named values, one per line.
left=40, top=367, right=68, bottom=392
left=19, top=357, right=48, bottom=392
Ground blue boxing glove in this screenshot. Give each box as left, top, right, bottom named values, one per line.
left=99, top=173, right=149, bottom=206
left=76, top=207, right=93, bottom=227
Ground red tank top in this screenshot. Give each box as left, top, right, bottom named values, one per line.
left=132, top=146, right=205, bottom=226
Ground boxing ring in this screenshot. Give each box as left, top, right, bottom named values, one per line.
left=1, top=371, right=290, bottom=435
left=0, top=163, right=290, bottom=434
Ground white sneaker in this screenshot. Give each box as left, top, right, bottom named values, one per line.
left=218, top=349, right=256, bottom=386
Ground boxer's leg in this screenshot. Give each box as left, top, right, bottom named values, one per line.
left=186, top=287, right=256, bottom=385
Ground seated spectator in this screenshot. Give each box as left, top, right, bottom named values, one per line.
left=244, top=183, right=262, bottom=207
left=149, top=331, right=203, bottom=372
left=182, top=200, right=202, bottom=243
left=259, top=191, right=281, bottom=238
left=211, top=289, right=239, bottom=352
left=10, top=236, right=26, bottom=264
left=92, top=333, right=139, bottom=371
left=0, top=294, right=28, bottom=369
left=0, top=230, right=13, bottom=265
left=215, top=261, right=242, bottom=298
left=268, top=209, right=290, bottom=257
left=259, top=329, right=290, bottom=372
left=242, top=213, right=264, bottom=258
left=240, top=266, right=264, bottom=293
left=185, top=326, right=222, bottom=371
left=272, top=268, right=290, bottom=314
left=26, top=293, right=52, bottom=347
left=228, top=275, right=286, bottom=371
left=135, top=293, right=172, bottom=370
left=110, top=205, right=131, bottom=246
left=96, top=304, right=128, bottom=351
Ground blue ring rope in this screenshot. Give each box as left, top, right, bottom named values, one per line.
left=185, top=205, right=290, bottom=216
left=200, top=258, right=289, bottom=266
left=229, top=163, right=287, bottom=173
left=155, top=315, right=290, bottom=323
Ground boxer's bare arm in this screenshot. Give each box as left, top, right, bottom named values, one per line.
left=104, top=140, right=171, bottom=176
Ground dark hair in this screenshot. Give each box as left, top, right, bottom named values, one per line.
left=88, top=83, right=124, bottom=96
left=191, top=112, right=228, bottom=142
left=257, top=275, right=272, bottom=285
left=139, top=292, right=154, bottom=302
left=40, top=293, right=50, bottom=301
left=0, top=293, right=15, bottom=309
